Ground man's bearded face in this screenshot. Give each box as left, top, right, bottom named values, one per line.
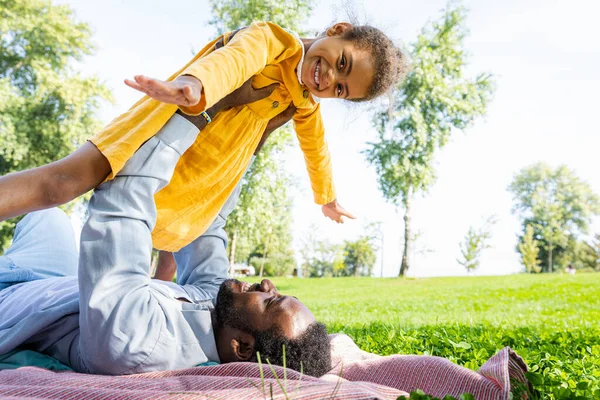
left=215, top=279, right=315, bottom=339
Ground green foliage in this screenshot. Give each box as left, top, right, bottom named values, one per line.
left=0, top=0, right=111, bottom=250
left=364, top=5, right=495, bottom=276
left=519, top=225, right=542, bottom=273
left=299, top=231, right=344, bottom=277
left=209, top=0, right=313, bottom=35
left=341, top=236, right=378, bottom=277
left=555, top=235, right=599, bottom=272
left=588, top=234, right=600, bottom=271
left=224, top=127, right=296, bottom=276
left=509, top=162, right=600, bottom=272
left=457, top=216, right=496, bottom=273
left=248, top=242, right=296, bottom=277
left=299, top=225, right=379, bottom=277
left=272, top=274, right=600, bottom=399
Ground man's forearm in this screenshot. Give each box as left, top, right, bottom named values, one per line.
left=154, top=250, right=177, bottom=281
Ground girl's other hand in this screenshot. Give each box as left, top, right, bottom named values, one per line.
left=321, top=199, right=356, bottom=223
left=124, top=75, right=202, bottom=106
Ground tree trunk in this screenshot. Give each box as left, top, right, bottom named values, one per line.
left=228, top=230, right=237, bottom=277
left=380, top=231, right=384, bottom=278
left=259, top=235, right=270, bottom=278
left=548, top=235, right=553, bottom=273
left=399, top=192, right=412, bottom=277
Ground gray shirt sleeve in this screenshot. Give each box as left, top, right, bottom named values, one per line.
left=76, top=117, right=215, bottom=375
left=174, top=156, right=256, bottom=304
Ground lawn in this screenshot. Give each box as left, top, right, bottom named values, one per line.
left=270, top=273, right=600, bottom=399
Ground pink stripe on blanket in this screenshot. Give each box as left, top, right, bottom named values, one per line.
left=0, top=334, right=530, bottom=400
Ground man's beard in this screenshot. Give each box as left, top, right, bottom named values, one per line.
left=215, top=279, right=254, bottom=333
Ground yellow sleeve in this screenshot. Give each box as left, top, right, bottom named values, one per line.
left=179, top=22, right=297, bottom=115
left=90, top=34, right=224, bottom=180
left=293, top=104, right=337, bottom=205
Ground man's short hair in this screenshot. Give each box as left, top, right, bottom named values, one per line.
left=250, top=322, right=331, bottom=377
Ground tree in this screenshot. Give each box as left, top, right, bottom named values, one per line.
left=309, top=241, right=344, bottom=278
left=210, top=0, right=313, bottom=35
left=518, top=225, right=542, bottom=273
left=298, top=226, right=346, bottom=278
left=457, top=216, right=496, bottom=273
left=589, top=234, right=600, bottom=271
left=208, top=0, right=313, bottom=275
left=0, top=0, right=111, bottom=250
left=508, top=163, right=600, bottom=272
left=342, top=237, right=377, bottom=277
left=224, top=127, right=296, bottom=276
left=298, top=225, right=319, bottom=278
left=555, top=235, right=598, bottom=271
left=364, top=5, right=495, bottom=276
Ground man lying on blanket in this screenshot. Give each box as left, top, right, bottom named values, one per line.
left=0, top=86, right=330, bottom=377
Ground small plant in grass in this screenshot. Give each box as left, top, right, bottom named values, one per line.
left=249, top=346, right=345, bottom=400
left=519, top=225, right=542, bottom=273
left=457, top=216, right=496, bottom=273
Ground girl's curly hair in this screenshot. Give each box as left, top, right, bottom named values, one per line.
left=342, top=25, right=409, bottom=101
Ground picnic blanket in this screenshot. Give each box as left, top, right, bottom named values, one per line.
left=0, top=334, right=531, bottom=399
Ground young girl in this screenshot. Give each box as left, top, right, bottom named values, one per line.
left=0, top=21, right=406, bottom=253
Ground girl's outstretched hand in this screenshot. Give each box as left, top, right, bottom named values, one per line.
left=124, top=75, right=202, bottom=106
left=321, top=199, right=356, bottom=224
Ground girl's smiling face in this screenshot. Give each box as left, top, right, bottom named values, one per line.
left=301, top=23, right=375, bottom=100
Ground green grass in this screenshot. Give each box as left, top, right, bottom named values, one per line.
left=270, top=274, right=600, bottom=399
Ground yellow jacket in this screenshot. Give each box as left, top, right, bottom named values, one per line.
left=90, top=22, right=335, bottom=251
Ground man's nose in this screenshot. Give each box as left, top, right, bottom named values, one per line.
left=260, top=279, right=278, bottom=295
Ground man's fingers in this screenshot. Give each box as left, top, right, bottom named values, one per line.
left=281, top=103, right=297, bottom=119
left=258, top=82, right=280, bottom=98
left=239, top=78, right=254, bottom=90
left=272, top=103, right=296, bottom=126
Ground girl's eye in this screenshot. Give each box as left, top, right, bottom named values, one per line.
left=337, top=84, right=343, bottom=96
left=340, top=55, right=346, bottom=70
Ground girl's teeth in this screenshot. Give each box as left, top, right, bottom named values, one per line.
left=314, top=62, right=320, bottom=86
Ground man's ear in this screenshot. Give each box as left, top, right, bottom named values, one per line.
left=230, top=332, right=256, bottom=361
left=326, top=22, right=354, bottom=37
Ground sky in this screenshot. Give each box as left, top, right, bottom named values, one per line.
left=57, top=0, right=600, bottom=277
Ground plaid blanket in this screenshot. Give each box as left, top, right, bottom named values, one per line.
left=0, top=334, right=530, bottom=399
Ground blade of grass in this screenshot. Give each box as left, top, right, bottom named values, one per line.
left=282, top=345, right=287, bottom=393
left=257, top=352, right=266, bottom=396
left=329, top=362, right=344, bottom=399
left=266, top=358, right=289, bottom=399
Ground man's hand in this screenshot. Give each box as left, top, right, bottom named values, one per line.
left=265, top=103, right=296, bottom=133
left=254, top=103, right=296, bottom=155
left=322, top=199, right=356, bottom=224
left=125, top=75, right=202, bottom=106
left=216, top=78, right=279, bottom=110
